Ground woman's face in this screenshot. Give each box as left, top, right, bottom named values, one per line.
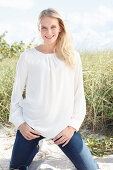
left=39, top=16, right=61, bottom=45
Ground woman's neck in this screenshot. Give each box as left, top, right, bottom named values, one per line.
left=36, top=44, right=55, bottom=54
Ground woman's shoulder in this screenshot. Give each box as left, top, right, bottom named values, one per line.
left=16, top=48, right=38, bottom=67
left=24, top=47, right=35, bottom=55
left=20, top=47, right=37, bottom=60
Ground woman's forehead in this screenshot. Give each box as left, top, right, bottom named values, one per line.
left=40, top=16, right=59, bottom=25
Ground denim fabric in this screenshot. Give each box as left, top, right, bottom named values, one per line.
left=9, top=130, right=99, bottom=170
left=9, top=130, right=45, bottom=170
left=57, top=131, right=99, bottom=170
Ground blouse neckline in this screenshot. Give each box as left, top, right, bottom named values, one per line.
left=34, top=47, right=55, bottom=56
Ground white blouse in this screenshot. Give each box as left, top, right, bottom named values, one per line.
left=9, top=47, right=86, bottom=139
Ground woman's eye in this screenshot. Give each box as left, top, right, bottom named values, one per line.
left=41, top=27, right=47, bottom=30
left=51, top=26, right=56, bottom=29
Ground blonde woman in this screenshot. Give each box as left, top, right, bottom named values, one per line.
left=9, top=8, right=99, bottom=170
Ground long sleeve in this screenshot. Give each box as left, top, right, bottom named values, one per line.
left=9, top=51, right=28, bottom=129
left=68, top=52, right=86, bottom=131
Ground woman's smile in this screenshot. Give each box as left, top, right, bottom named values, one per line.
left=45, top=35, right=55, bottom=39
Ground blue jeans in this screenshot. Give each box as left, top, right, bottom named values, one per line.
left=9, top=130, right=99, bottom=170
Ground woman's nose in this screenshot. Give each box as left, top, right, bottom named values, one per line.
left=47, top=29, right=52, bottom=34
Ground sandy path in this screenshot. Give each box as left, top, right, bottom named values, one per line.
left=0, top=126, right=113, bottom=170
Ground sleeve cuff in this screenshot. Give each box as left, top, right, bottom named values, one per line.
left=9, top=107, right=25, bottom=129
left=68, top=119, right=82, bottom=132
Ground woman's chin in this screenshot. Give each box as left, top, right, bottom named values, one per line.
left=44, top=39, right=57, bottom=45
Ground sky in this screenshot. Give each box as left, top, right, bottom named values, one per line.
left=0, top=0, right=113, bottom=51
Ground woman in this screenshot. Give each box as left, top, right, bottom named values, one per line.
left=9, top=8, right=99, bottom=170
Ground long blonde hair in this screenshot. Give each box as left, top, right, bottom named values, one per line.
left=37, top=8, right=76, bottom=69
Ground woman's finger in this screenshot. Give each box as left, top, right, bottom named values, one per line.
left=53, top=133, right=62, bottom=142
left=30, top=128, right=41, bottom=135
left=54, top=136, right=65, bottom=145
left=26, top=136, right=31, bottom=140
left=28, top=132, right=40, bottom=139
left=62, top=139, right=70, bottom=147
left=60, top=138, right=66, bottom=144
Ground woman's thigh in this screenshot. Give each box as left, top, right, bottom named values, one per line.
left=58, top=131, right=99, bottom=170
left=9, top=130, right=45, bottom=170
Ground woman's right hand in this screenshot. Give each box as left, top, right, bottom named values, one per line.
left=18, top=122, right=41, bottom=140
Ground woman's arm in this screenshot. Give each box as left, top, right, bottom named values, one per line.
left=68, top=52, right=86, bottom=132
left=9, top=51, right=28, bottom=129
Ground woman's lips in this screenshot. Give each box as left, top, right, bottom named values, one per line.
left=45, top=35, right=54, bottom=39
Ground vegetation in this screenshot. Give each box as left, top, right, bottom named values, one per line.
left=80, top=50, right=113, bottom=134
left=86, top=136, right=113, bottom=157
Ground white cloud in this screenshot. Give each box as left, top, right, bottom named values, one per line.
left=72, top=28, right=113, bottom=50
left=65, top=5, right=113, bottom=50
left=0, top=23, right=14, bottom=33
left=66, top=12, right=81, bottom=25
left=99, top=30, right=113, bottom=49
left=99, top=6, right=113, bottom=21
left=20, top=21, right=36, bottom=31
left=72, top=29, right=101, bottom=50
left=0, top=0, right=35, bottom=9
left=66, top=5, right=113, bottom=29
left=0, top=21, right=40, bottom=46
left=83, top=13, right=105, bottom=28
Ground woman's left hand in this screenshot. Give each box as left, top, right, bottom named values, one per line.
left=52, top=126, right=76, bottom=147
